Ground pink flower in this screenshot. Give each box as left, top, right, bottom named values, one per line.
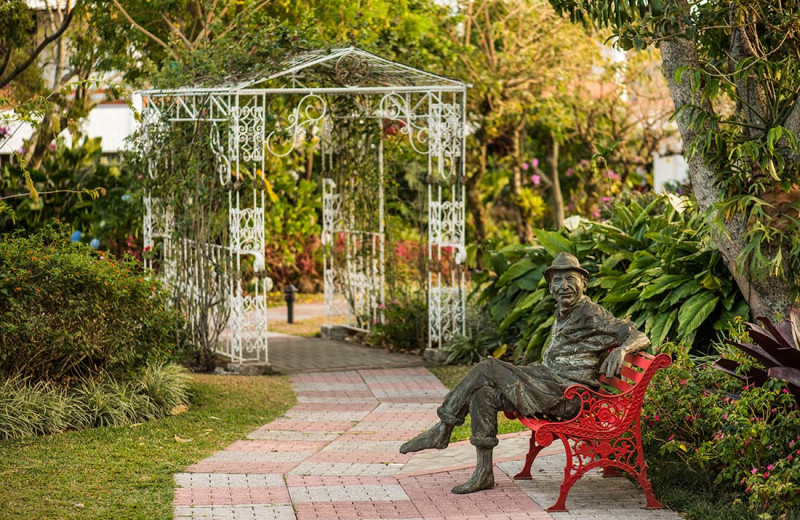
left=522, top=162, right=529, bottom=170
left=764, top=472, right=770, bottom=478
left=667, top=434, right=674, bottom=441
left=680, top=379, right=687, bottom=385
left=745, top=486, right=751, bottom=493
left=137, top=174, right=144, bottom=180
left=767, top=464, right=774, bottom=470
left=751, top=468, right=758, bottom=474
left=790, top=440, right=795, bottom=447
left=566, top=168, right=574, bottom=177
left=531, top=158, right=539, bottom=168
left=654, top=414, right=660, bottom=422
left=531, top=174, right=541, bottom=185
left=592, top=210, right=601, bottom=218
left=601, top=196, right=611, bottom=202
left=607, top=170, right=621, bottom=181
left=788, top=455, right=793, bottom=462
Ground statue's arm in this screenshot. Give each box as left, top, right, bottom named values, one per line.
left=599, top=328, right=651, bottom=377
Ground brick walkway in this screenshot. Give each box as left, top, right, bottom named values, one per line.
left=174, top=364, right=681, bottom=520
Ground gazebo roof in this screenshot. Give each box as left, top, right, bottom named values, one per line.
left=138, top=47, right=469, bottom=95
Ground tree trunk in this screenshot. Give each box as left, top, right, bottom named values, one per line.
left=467, top=143, right=488, bottom=242
left=547, top=131, right=564, bottom=228
left=660, top=33, right=793, bottom=318
left=510, top=125, right=533, bottom=243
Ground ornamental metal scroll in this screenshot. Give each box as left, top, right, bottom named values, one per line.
left=379, top=93, right=429, bottom=155
left=428, top=284, right=465, bottom=346
left=429, top=200, right=465, bottom=251
left=265, top=94, right=327, bottom=158
left=429, top=102, right=463, bottom=182
left=229, top=207, right=265, bottom=256
left=321, top=178, right=344, bottom=246
left=335, top=52, right=371, bottom=87
left=209, top=125, right=231, bottom=186
left=232, top=100, right=265, bottom=163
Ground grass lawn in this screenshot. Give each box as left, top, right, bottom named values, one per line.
left=0, top=374, right=295, bottom=520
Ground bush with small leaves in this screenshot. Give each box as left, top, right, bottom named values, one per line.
left=0, top=223, right=180, bottom=383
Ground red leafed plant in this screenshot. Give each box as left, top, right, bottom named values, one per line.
left=714, top=309, right=800, bottom=405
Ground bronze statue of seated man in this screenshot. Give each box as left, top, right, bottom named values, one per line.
left=400, top=252, right=650, bottom=494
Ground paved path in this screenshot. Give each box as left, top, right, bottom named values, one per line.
left=174, top=367, right=681, bottom=520
left=267, top=336, right=425, bottom=374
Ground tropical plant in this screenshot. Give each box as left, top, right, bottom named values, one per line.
left=442, top=304, right=505, bottom=365
left=0, top=361, right=190, bottom=440
left=0, top=137, right=139, bottom=256
left=714, top=311, right=800, bottom=406
left=364, top=292, right=428, bottom=352
left=474, top=194, right=748, bottom=362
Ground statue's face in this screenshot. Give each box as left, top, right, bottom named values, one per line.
left=548, top=270, right=586, bottom=309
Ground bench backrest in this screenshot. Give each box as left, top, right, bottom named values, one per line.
left=597, top=351, right=659, bottom=395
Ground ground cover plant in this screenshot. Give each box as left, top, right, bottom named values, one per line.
left=0, top=373, right=294, bottom=520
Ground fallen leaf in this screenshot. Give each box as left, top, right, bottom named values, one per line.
left=199, top=429, right=213, bottom=437
left=174, top=435, right=193, bottom=443
left=74, top=503, right=84, bottom=509
left=208, top=416, right=222, bottom=421
left=130, top=422, right=143, bottom=428
left=170, top=404, right=189, bottom=416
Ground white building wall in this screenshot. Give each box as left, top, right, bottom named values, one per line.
left=653, top=153, right=689, bottom=192
left=1, top=102, right=137, bottom=156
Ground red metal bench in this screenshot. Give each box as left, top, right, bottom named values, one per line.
left=504, top=351, right=671, bottom=512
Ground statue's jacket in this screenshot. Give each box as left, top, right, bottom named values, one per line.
left=494, top=296, right=638, bottom=419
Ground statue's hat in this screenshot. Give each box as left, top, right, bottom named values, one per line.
left=544, top=252, right=589, bottom=283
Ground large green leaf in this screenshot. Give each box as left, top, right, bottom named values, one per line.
left=496, top=258, right=537, bottom=287
left=678, top=291, right=719, bottom=337
left=639, top=274, right=691, bottom=300
left=532, top=229, right=572, bottom=257
left=649, top=309, right=678, bottom=347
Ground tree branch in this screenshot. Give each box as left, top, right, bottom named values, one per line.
left=0, top=0, right=78, bottom=87
left=110, top=0, right=178, bottom=59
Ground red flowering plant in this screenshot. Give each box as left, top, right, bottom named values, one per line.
left=642, top=321, right=800, bottom=511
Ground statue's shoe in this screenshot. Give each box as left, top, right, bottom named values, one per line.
left=451, top=470, right=494, bottom=494
left=399, top=422, right=450, bottom=454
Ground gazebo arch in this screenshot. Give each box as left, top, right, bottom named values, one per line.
left=135, top=47, right=469, bottom=366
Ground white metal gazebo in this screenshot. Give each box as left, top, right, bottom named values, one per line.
left=136, top=47, right=469, bottom=365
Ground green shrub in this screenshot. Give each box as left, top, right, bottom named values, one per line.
left=642, top=331, right=800, bottom=512
left=0, top=138, right=140, bottom=258
left=0, top=223, right=179, bottom=383
left=473, top=194, right=748, bottom=362
left=442, top=304, right=504, bottom=365
left=137, top=362, right=192, bottom=412
left=365, top=292, right=427, bottom=351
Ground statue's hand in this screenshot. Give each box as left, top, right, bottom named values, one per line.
left=600, top=347, right=625, bottom=378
